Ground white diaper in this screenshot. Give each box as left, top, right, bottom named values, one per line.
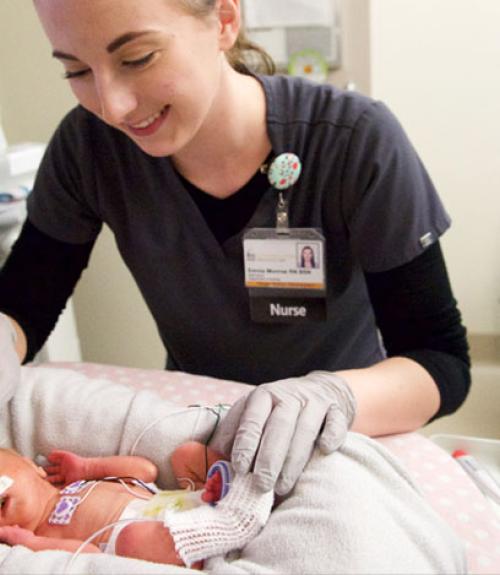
left=102, top=489, right=204, bottom=554
left=102, top=475, right=273, bottom=568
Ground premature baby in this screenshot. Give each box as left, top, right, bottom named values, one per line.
left=0, top=441, right=273, bottom=567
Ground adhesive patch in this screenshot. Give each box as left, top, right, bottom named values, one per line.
left=0, top=475, right=14, bottom=496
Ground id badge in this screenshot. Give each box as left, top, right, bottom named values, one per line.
left=244, top=228, right=327, bottom=323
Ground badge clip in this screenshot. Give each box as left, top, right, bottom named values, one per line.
left=267, top=153, right=302, bottom=235
left=276, top=192, right=289, bottom=233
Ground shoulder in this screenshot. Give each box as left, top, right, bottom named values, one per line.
left=50, top=105, right=131, bottom=158
left=53, top=105, right=99, bottom=143
left=256, top=75, right=406, bottom=157
left=41, top=106, right=140, bottom=185
left=257, top=74, right=381, bottom=129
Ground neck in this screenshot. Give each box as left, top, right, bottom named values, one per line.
left=172, top=65, right=271, bottom=198
left=33, top=480, right=62, bottom=533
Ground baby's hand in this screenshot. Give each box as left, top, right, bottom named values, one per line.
left=45, top=450, right=89, bottom=485
left=0, top=525, right=35, bottom=547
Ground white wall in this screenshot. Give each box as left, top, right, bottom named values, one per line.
left=0, top=1, right=498, bottom=369
left=0, top=2, right=73, bottom=142
left=331, top=0, right=371, bottom=94
left=368, top=0, right=500, bottom=334
left=0, top=1, right=165, bottom=368
left=73, top=225, right=166, bottom=368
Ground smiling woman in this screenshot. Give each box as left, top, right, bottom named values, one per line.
left=32, top=0, right=253, bottom=159
left=32, top=0, right=272, bottom=159
left=0, top=0, right=470, bottom=536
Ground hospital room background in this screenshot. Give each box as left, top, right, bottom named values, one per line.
left=0, top=0, right=498, bottom=441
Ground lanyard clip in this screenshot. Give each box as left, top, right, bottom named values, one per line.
left=268, top=153, right=302, bottom=235
left=276, top=192, right=289, bottom=234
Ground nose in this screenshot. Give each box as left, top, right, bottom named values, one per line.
left=94, top=74, right=138, bottom=126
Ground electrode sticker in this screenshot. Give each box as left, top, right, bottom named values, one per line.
left=244, top=231, right=325, bottom=290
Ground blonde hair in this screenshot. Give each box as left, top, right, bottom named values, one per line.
left=179, top=0, right=275, bottom=75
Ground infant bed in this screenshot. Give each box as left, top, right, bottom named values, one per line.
left=0, top=362, right=498, bottom=574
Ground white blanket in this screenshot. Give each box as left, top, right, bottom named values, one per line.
left=0, top=366, right=467, bottom=574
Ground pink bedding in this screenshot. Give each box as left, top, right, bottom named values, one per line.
left=48, top=362, right=500, bottom=574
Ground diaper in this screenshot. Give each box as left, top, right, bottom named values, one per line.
left=102, top=489, right=204, bottom=554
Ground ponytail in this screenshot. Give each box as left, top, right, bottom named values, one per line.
left=178, top=0, right=275, bottom=75
left=227, top=28, right=276, bottom=75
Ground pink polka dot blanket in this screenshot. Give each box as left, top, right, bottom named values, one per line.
left=1, top=362, right=497, bottom=574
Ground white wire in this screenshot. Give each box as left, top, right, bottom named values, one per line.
left=63, top=517, right=161, bottom=573
left=73, top=480, right=100, bottom=505
left=53, top=480, right=101, bottom=518
left=116, top=478, right=151, bottom=500
left=128, top=404, right=229, bottom=456
left=63, top=403, right=231, bottom=572
left=128, top=407, right=202, bottom=456
left=175, top=476, right=196, bottom=491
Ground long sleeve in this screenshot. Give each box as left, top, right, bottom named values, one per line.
left=365, top=241, right=470, bottom=418
left=0, top=219, right=94, bottom=361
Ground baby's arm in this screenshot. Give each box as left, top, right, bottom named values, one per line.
left=0, top=525, right=100, bottom=553
left=45, top=450, right=158, bottom=486
left=170, top=441, right=223, bottom=491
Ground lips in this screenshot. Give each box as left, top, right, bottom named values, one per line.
left=131, top=110, right=163, bottom=129
left=127, top=106, right=169, bottom=137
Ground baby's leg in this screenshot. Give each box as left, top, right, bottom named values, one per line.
left=171, top=441, right=222, bottom=490
left=115, top=520, right=201, bottom=568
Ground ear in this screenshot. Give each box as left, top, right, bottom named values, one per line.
left=36, top=465, right=48, bottom=479
left=217, top=0, right=241, bottom=51
left=22, top=456, right=47, bottom=479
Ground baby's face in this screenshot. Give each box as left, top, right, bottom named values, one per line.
left=0, top=450, right=47, bottom=530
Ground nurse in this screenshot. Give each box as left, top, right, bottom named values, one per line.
left=0, top=0, right=470, bottom=495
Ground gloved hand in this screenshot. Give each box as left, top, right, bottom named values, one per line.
left=210, top=371, right=356, bottom=495
left=0, top=313, right=20, bottom=407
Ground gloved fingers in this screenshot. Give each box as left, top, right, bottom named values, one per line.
left=317, top=406, right=349, bottom=454
left=274, top=401, right=325, bottom=495
left=209, top=395, right=248, bottom=459
left=252, top=398, right=302, bottom=493
left=230, top=389, right=274, bottom=476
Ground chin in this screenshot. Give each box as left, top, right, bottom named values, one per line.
left=127, top=121, right=199, bottom=159
left=132, top=139, right=179, bottom=158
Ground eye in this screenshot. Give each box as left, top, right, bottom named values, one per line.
left=63, top=68, right=91, bottom=80
left=122, top=52, right=156, bottom=69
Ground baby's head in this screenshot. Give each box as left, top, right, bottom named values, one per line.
left=0, top=448, right=53, bottom=530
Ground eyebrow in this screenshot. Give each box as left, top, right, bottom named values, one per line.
left=52, top=30, right=156, bottom=61
left=52, top=50, right=78, bottom=61
left=106, top=31, right=154, bottom=54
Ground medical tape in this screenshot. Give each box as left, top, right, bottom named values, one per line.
left=0, top=475, right=13, bottom=496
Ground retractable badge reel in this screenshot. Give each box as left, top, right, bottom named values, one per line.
left=243, top=153, right=327, bottom=323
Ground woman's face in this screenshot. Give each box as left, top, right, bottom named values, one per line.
left=302, top=247, right=313, bottom=264
left=34, top=0, right=238, bottom=157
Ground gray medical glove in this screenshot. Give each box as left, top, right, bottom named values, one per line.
left=210, top=371, right=356, bottom=496
left=0, top=313, right=20, bottom=407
